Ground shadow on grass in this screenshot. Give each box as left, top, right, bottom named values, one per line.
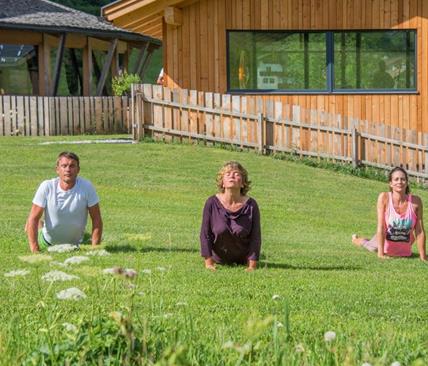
left=105, top=244, right=198, bottom=254
left=260, top=261, right=362, bottom=271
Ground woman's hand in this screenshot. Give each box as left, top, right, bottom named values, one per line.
left=204, top=257, right=216, bottom=271
left=245, top=260, right=257, bottom=272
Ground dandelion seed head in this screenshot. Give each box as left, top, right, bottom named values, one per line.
left=64, top=256, right=89, bottom=265
left=295, top=343, right=305, bottom=353
left=62, top=322, right=77, bottom=333
left=222, top=340, right=235, bottom=349
left=42, top=270, right=79, bottom=282
left=272, top=294, right=281, bottom=300
left=56, top=287, right=86, bottom=300
left=19, top=254, right=53, bottom=264
left=324, top=331, right=336, bottom=342
left=47, top=244, right=79, bottom=253
left=4, top=269, right=30, bottom=277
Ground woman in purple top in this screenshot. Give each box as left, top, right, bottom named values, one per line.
left=200, top=161, right=261, bottom=271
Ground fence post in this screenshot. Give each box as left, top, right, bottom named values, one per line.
left=352, top=126, right=359, bottom=168
left=258, top=112, right=264, bottom=154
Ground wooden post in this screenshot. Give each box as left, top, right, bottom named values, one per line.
left=52, top=33, right=67, bottom=96
left=96, top=39, right=118, bottom=96
left=352, top=126, right=359, bottom=168
left=82, top=37, right=92, bottom=96
left=258, top=112, right=264, bottom=154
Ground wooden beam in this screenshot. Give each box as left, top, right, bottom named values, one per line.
left=0, top=29, right=42, bottom=44
left=133, top=42, right=150, bottom=74
left=139, top=48, right=154, bottom=80
left=82, top=37, right=92, bottom=96
left=51, top=33, right=67, bottom=96
left=164, top=7, right=182, bottom=26
left=69, top=48, right=83, bottom=95
left=96, top=38, right=118, bottom=96
left=38, top=34, right=51, bottom=96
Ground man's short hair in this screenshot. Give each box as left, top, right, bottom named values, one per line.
left=56, top=151, right=80, bottom=167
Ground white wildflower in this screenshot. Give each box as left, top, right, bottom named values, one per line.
left=272, top=294, right=281, bottom=300
left=62, top=322, right=77, bottom=333
left=141, top=269, right=152, bottom=275
left=237, top=342, right=252, bottom=354
left=86, top=249, right=110, bottom=256
left=50, top=261, right=67, bottom=267
left=176, top=301, right=188, bottom=307
left=103, top=267, right=119, bottom=275
left=324, top=331, right=336, bottom=342
left=138, top=291, right=145, bottom=296
left=123, top=268, right=138, bottom=278
left=19, top=254, right=52, bottom=263
left=102, top=267, right=137, bottom=278
left=64, top=256, right=89, bottom=266
left=42, top=270, right=79, bottom=282
left=47, top=244, right=79, bottom=253
left=4, top=269, right=30, bottom=277
left=157, top=266, right=167, bottom=272
left=56, top=287, right=86, bottom=300
left=222, top=340, right=235, bottom=349
left=391, top=362, right=401, bottom=366
left=274, top=320, right=284, bottom=328
left=361, top=363, right=372, bottom=366
left=163, top=313, right=173, bottom=319
left=295, top=343, right=305, bottom=353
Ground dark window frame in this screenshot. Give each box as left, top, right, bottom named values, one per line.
left=226, top=29, right=417, bottom=95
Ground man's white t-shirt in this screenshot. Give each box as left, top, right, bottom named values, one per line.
left=32, top=177, right=99, bottom=245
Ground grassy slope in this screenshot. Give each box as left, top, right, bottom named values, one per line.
left=0, top=136, right=427, bottom=365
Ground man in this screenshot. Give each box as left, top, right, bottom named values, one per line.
left=26, top=151, right=103, bottom=253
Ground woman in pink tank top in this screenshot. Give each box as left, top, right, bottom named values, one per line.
left=352, top=167, right=426, bottom=260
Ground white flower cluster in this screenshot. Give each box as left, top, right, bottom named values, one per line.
left=324, top=331, right=336, bottom=342
left=56, top=287, right=86, bottom=300
left=64, top=256, right=89, bottom=265
left=47, top=244, right=79, bottom=253
left=86, top=249, right=110, bottom=257
left=102, top=267, right=137, bottom=278
left=42, top=270, right=79, bottom=282
left=4, top=269, right=30, bottom=277
left=19, top=254, right=52, bottom=263
left=62, top=322, right=78, bottom=332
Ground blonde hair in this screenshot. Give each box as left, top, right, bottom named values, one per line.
left=216, top=161, right=251, bottom=195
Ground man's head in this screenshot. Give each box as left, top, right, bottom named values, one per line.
left=56, top=151, right=80, bottom=185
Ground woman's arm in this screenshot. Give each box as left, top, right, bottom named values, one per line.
left=246, top=200, right=261, bottom=271
left=376, top=193, right=387, bottom=259
left=200, top=198, right=216, bottom=270
left=414, top=196, right=427, bottom=261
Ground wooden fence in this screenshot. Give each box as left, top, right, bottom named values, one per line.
left=0, top=95, right=131, bottom=136
left=132, top=84, right=428, bottom=180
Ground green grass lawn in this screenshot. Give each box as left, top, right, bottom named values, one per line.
left=0, top=136, right=427, bottom=365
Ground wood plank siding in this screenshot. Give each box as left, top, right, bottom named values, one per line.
left=156, top=0, right=428, bottom=133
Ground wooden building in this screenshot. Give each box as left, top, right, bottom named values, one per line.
left=103, top=0, right=428, bottom=133
left=0, top=0, right=161, bottom=96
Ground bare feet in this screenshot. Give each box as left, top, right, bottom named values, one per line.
left=352, top=234, right=367, bottom=247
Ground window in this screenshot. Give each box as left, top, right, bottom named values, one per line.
left=227, top=30, right=416, bottom=93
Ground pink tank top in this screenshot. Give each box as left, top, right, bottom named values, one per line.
left=384, top=192, right=417, bottom=256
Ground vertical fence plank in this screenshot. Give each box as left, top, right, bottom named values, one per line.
left=3, top=96, right=11, bottom=136
left=189, top=89, right=198, bottom=139
left=164, top=87, right=172, bottom=141
left=213, top=93, right=221, bottom=139
left=222, top=94, right=231, bottom=142
left=205, top=92, right=213, bottom=142
left=30, top=96, right=38, bottom=136
left=232, top=95, right=241, bottom=145
left=179, top=88, right=188, bottom=138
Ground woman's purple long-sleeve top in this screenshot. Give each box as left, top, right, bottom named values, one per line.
left=200, top=195, right=262, bottom=264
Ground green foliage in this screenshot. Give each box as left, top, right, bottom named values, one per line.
left=1, top=136, right=428, bottom=365
left=112, top=73, right=141, bottom=96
